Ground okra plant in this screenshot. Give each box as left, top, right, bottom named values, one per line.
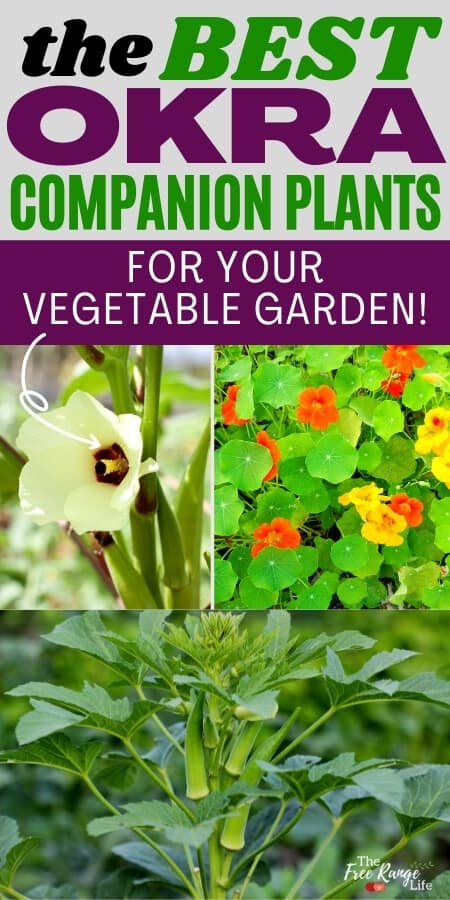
left=0, top=345, right=210, bottom=609
left=1, top=611, right=450, bottom=898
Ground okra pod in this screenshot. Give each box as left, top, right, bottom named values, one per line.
left=171, top=420, right=210, bottom=608
left=185, top=692, right=210, bottom=800
left=102, top=537, right=158, bottom=609
left=156, top=479, right=189, bottom=592
left=203, top=714, right=220, bottom=750
left=220, top=709, right=299, bottom=851
left=224, top=721, right=262, bottom=777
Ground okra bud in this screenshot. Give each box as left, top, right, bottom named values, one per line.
left=203, top=714, right=220, bottom=750
left=185, top=692, right=210, bottom=800
left=224, top=721, right=262, bottom=777
left=220, top=709, right=299, bottom=851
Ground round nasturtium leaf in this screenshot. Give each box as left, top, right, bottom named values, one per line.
left=217, top=357, right=252, bottom=383
left=256, top=488, right=297, bottom=523
left=304, top=346, right=352, bottom=372
left=364, top=579, right=387, bottom=606
left=358, top=442, right=383, bottom=473
left=352, top=542, right=383, bottom=579
left=215, top=485, right=245, bottom=535
left=253, top=362, right=302, bottom=407
left=434, top=525, right=450, bottom=554
left=295, top=545, right=319, bottom=579
left=220, top=440, right=272, bottom=491
left=373, top=400, right=403, bottom=442
left=429, top=497, right=450, bottom=526
left=421, top=581, right=450, bottom=609
left=215, top=557, right=238, bottom=604
left=248, top=547, right=302, bottom=592
left=350, top=396, right=377, bottom=425
left=289, top=572, right=339, bottom=609
left=402, top=377, right=435, bottom=411
left=228, top=547, right=251, bottom=579
left=276, top=433, right=314, bottom=459
left=301, top=483, right=330, bottom=514
left=334, top=364, right=362, bottom=397
left=382, top=540, right=410, bottom=566
left=361, top=362, right=386, bottom=391
left=239, top=577, right=278, bottom=609
left=235, top=377, right=254, bottom=420
left=331, top=534, right=370, bottom=573
left=306, top=435, right=358, bottom=484
left=337, top=577, right=368, bottom=608
left=279, top=458, right=317, bottom=494
left=214, top=447, right=229, bottom=486
left=372, top=435, right=416, bottom=485
left=335, top=409, right=362, bottom=447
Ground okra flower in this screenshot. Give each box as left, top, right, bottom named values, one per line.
left=17, top=391, right=157, bottom=533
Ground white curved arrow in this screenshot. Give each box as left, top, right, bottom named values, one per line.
left=20, top=333, right=101, bottom=450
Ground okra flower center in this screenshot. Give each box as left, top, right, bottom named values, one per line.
left=93, top=442, right=129, bottom=485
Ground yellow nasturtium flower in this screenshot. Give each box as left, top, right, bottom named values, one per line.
left=361, top=506, right=408, bottom=547
left=432, top=445, right=450, bottom=488
left=338, top=483, right=389, bottom=520
left=17, top=391, right=157, bottom=533
left=415, top=407, right=450, bottom=456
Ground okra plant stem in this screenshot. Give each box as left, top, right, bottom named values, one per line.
left=285, top=816, right=344, bottom=900
left=0, top=885, right=29, bottom=900
left=273, top=706, right=336, bottom=764
left=82, top=775, right=198, bottom=899
left=122, top=738, right=195, bottom=821
left=239, top=800, right=288, bottom=899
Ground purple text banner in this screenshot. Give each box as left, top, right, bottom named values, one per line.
left=0, top=240, right=446, bottom=344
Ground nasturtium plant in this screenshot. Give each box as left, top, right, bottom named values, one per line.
left=215, top=345, right=450, bottom=609
left=0, top=345, right=210, bottom=610
left=1, top=611, right=450, bottom=899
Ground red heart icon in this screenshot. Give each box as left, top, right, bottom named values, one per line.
left=366, top=884, right=386, bottom=893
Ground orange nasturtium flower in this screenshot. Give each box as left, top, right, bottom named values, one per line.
left=389, top=493, right=423, bottom=527
left=256, top=431, right=281, bottom=481
left=415, top=407, right=450, bottom=455
left=221, top=385, right=251, bottom=427
left=339, top=483, right=389, bottom=520
left=361, top=506, right=408, bottom=547
left=381, top=345, right=426, bottom=376
left=296, top=385, right=339, bottom=431
left=251, top=517, right=301, bottom=558
left=380, top=372, right=408, bottom=398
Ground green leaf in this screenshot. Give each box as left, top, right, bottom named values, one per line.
left=253, top=362, right=302, bottom=407
left=306, top=435, right=358, bottom=484
left=215, top=485, right=244, bottom=535
left=232, top=690, right=279, bottom=720
left=335, top=409, right=361, bottom=447
left=255, top=488, right=297, bottom=523
left=235, top=376, right=254, bottom=420
left=349, top=395, right=378, bottom=425
left=402, top=377, right=435, bottom=410
left=44, top=612, right=124, bottom=668
left=334, top=364, right=362, bottom=397
left=352, top=542, right=383, bottom=579
left=361, top=362, right=386, bottom=391
left=88, top=801, right=216, bottom=847
left=279, top=457, right=317, bottom=494
left=434, top=526, right=450, bottom=554
left=0, top=733, right=104, bottom=776
left=0, top=818, right=20, bottom=868
left=391, top=562, right=441, bottom=606
left=337, top=578, right=368, bottom=608
left=331, top=536, right=370, bottom=574
left=239, top=578, right=278, bottom=609
left=16, top=701, right=84, bottom=745
left=357, top=442, right=383, bottom=473
left=217, top=358, right=252, bottom=384
left=353, top=765, right=450, bottom=822
left=373, top=400, right=404, bottom=442
left=429, top=497, right=450, bottom=526
left=228, top=548, right=252, bottom=578
left=372, top=435, right=416, bottom=485
left=301, top=483, right=330, bottom=514
left=276, top=433, right=314, bottom=459
left=304, top=346, right=352, bottom=371
left=248, top=548, right=302, bottom=592
left=382, top=540, right=411, bottom=566
left=289, top=572, right=339, bottom=610
left=215, top=558, right=238, bottom=604
left=59, top=366, right=109, bottom=404
left=9, top=682, right=130, bottom=722
left=295, top=546, right=319, bottom=579
left=264, top=611, right=291, bottom=658
left=113, top=841, right=188, bottom=887
left=421, top=581, right=450, bottom=608
left=220, top=440, right=272, bottom=490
